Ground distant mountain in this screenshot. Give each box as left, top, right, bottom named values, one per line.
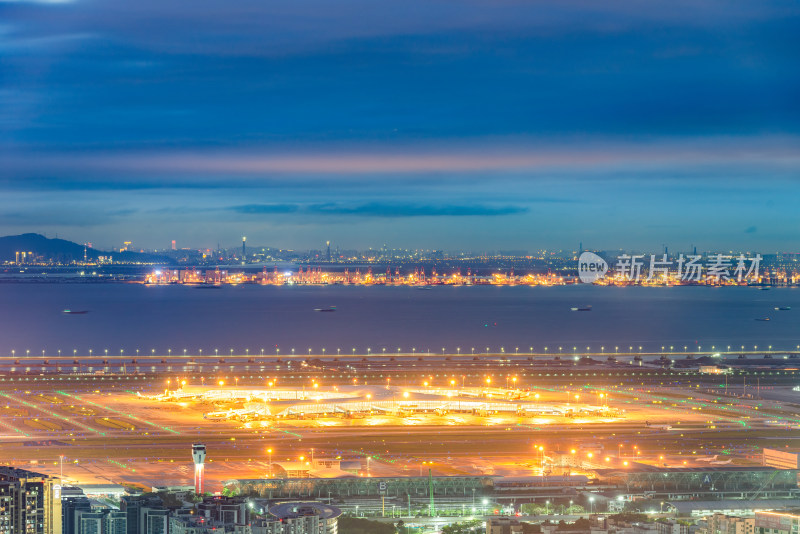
left=0, top=233, right=171, bottom=264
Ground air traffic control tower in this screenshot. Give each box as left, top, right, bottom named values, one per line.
left=192, top=443, right=206, bottom=494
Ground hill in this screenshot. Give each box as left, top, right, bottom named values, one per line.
left=0, top=233, right=170, bottom=264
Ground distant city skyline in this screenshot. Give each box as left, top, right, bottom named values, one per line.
left=1, top=0, right=798, bottom=250
left=5, top=231, right=797, bottom=259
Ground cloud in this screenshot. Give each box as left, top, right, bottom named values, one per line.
left=0, top=0, right=74, bottom=4
left=4, top=135, right=800, bottom=186
left=306, top=202, right=527, bottom=217
left=228, top=204, right=300, bottom=214
left=225, top=202, right=528, bottom=217
left=0, top=206, right=134, bottom=227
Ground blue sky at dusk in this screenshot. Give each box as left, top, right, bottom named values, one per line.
left=1, top=0, right=799, bottom=252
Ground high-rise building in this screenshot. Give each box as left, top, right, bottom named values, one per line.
left=170, top=496, right=253, bottom=534
left=120, top=495, right=169, bottom=534
left=62, top=496, right=92, bottom=534
left=0, top=466, right=62, bottom=534
left=655, top=520, right=691, bottom=534
left=197, top=496, right=249, bottom=525
left=104, top=511, right=127, bottom=534
left=69, top=508, right=127, bottom=534
left=140, top=509, right=168, bottom=534
left=708, top=514, right=755, bottom=534
left=75, top=510, right=103, bottom=534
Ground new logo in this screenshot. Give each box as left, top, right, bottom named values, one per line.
left=578, top=252, right=608, bottom=283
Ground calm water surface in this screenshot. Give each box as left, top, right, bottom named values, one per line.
left=0, top=284, right=798, bottom=355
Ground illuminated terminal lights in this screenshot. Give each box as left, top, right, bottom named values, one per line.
left=144, top=266, right=566, bottom=286
left=144, top=265, right=776, bottom=287
left=150, top=384, right=617, bottom=423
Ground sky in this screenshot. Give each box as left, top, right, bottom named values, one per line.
left=1, top=0, right=799, bottom=252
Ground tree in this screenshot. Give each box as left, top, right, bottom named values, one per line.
left=521, top=503, right=546, bottom=515
left=608, top=512, right=649, bottom=524
left=563, top=504, right=585, bottom=515
left=442, top=520, right=483, bottom=533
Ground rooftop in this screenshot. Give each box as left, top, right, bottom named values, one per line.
left=269, top=501, right=342, bottom=520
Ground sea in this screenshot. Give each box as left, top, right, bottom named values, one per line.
left=0, top=283, right=798, bottom=356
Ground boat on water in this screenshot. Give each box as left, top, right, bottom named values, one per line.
left=314, top=306, right=337, bottom=312
left=415, top=286, right=434, bottom=290
left=570, top=305, right=592, bottom=311
left=775, top=306, right=792, bottom=311
left=758, top=286, right=772, bottom=290
left=62, top=309, right=89, bottom=315
left=755, top=317, right=771, bottom=321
